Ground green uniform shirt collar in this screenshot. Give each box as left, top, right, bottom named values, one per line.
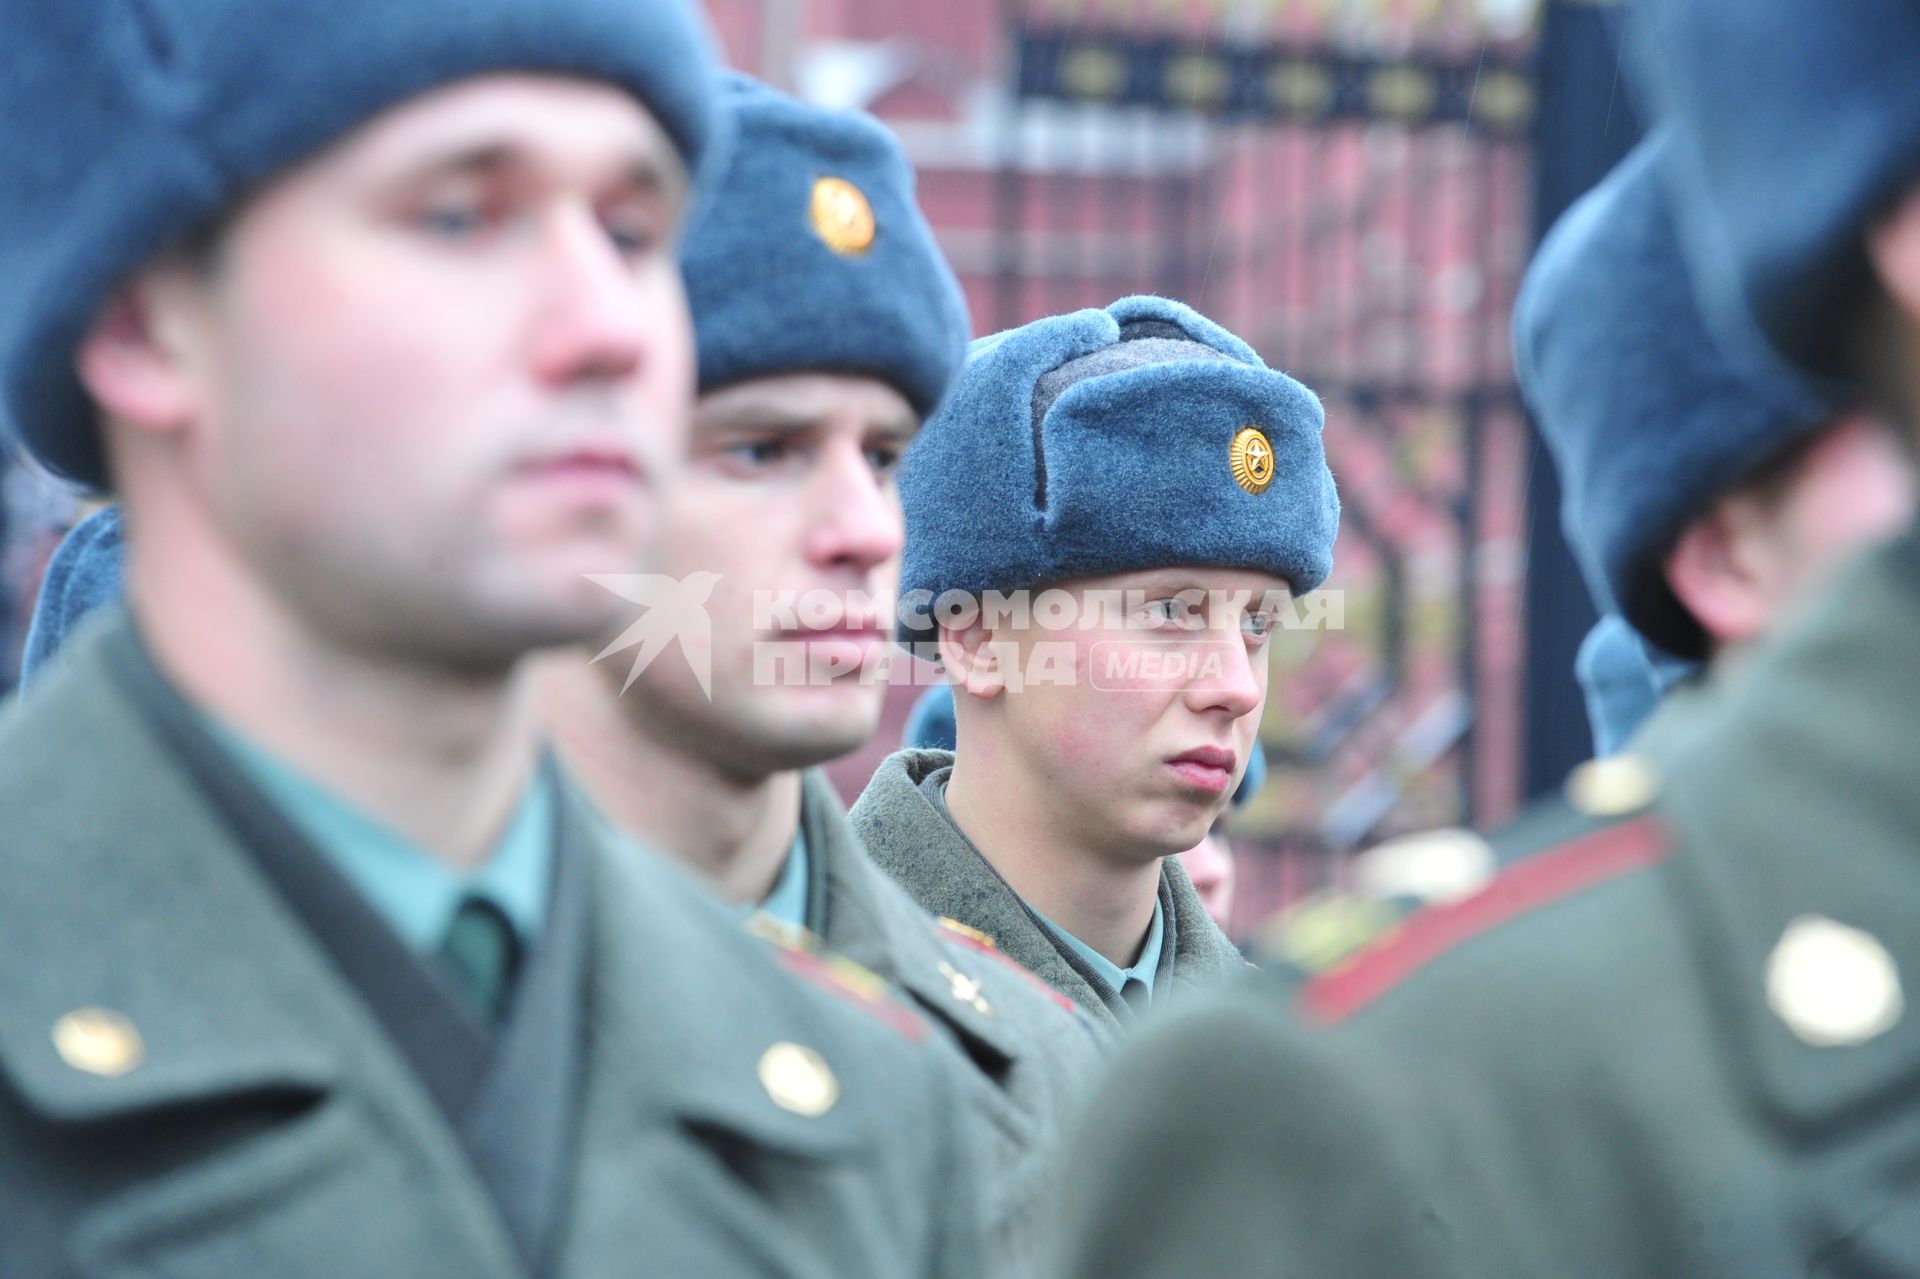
left=1033, top=897, right=1164, bottom=1008
left=202, top=717, right=552, bottom=953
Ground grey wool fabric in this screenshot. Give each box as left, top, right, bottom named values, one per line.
left=794, top=771, right=1111, bottom=1277
left=0, top=0, right=721, bottom=487
left=0, top=617, right=988, bottom=1278
left=849, top=749, right=1248, bottom=1035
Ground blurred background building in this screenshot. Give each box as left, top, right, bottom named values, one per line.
left=0, top=0, right=1642, bottom=935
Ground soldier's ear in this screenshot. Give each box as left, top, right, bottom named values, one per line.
left=938, top=621, right=1008, bottom=701
left=75, top=262, right=210, bottom=439
left=1867, top=185, right=1920, bottom=337
left=1664, top=497, right=1777, bottom=652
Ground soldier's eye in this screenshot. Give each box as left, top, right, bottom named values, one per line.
left=723, top=439, right=792, bottom=469
left=417, top=204, right=491, bottom=239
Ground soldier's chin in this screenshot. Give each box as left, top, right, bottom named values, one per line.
left=319, top=589, right=602, bottom=677
left=747, top=689, right=886, bottom=769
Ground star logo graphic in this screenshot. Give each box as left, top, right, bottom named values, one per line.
left=584, top=572, right=722, bottom=698
left=1245, top=436, right=1271, bottom=475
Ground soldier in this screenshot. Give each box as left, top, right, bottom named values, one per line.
left=1049, top=98, right=1920, bottom=1278
left=0, top=7, right=983, bottom=1276
left=532, top=73, right=1105, bottom=1275
left=1516, top=140, right=1913, bottom=760
left=850, top=295, right=1340, bottom=1031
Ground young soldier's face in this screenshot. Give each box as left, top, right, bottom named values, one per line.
left=138, top=75, right=694, bottom=666
left=967, top=567, right=1287, bottom=863
left=612, top=373, right=917, bottom=775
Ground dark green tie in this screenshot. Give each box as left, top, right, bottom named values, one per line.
left=439, top=894, right=521, bottom=1021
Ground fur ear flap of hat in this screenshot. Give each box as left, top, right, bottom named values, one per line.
left=897, top=294, right=1339, bottom=645
left=1575, top=615, right=1699, bottom=757
left=0, top=0, right=722, bottom=489
left=20, top=505, right=126, bottom=687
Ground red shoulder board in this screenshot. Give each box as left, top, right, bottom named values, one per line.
left=1300, top=816, right=1670, bottom=1026
left=937, top=918, right=1082, bottom=1016
left=773, top=943, right=930, bottom=1044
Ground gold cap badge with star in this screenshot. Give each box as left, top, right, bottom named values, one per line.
left=1230, top=426, right=1275, bottom=494
left=810, top=176, right=876, bottom=256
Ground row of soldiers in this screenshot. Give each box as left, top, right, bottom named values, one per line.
left=1, top=0, right=1913, bottom=1275
left=0, top=2, right=1301, bottom=1273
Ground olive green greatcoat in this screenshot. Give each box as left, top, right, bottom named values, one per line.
left=795, top=770, right=1110, bottom=1275
left=0, top=619, right=985, bottom=1279
left=851, top=749, right=1247, bottom=1035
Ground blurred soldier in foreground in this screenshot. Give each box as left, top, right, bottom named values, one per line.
left=1523, top=137, right=1915, bottom=756
left=0, top=7, right=984, bottom=1275
left=534, top=74, right=1101, bottom=1275
left=1051, top=112, right=1920, bottom=1275
left=851, top=296, right=1339, bottom=1031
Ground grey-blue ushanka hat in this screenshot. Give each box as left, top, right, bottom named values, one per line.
left=1628, top=0, right=1920, bottom=395
left=1514, top=136, right=1830, bottom=659
left=0, top=0, right=723, bottom=489
left=896, top=294, right=1339, bottom=645
left=682, top=74, right=971, bottom=420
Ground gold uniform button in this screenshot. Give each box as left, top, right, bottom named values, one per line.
left=1353, top=827, right=1497, bottom=905
left=810, top=176, right=876, bottom=256
left=1564, top=754, right=1660, bottom=817
left=1230, top=426, right=1276, bottom=495
left=759, top=1042, right=839, bottom=1117
left=52, top=1007, right=144, bottom=1077
left=1767, top=915, right=1903, bottom=1047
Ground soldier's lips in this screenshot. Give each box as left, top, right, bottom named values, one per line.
left=513, top=448, right=647, bottom=498
left=772, top=625, right=887, bottom=669
left=1166, top=746, right=1236, bottom=794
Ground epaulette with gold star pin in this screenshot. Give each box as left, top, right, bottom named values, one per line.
left=935, top=917, right=1081, bottom=1016
left=748, top=912, right=929, bottom=1043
